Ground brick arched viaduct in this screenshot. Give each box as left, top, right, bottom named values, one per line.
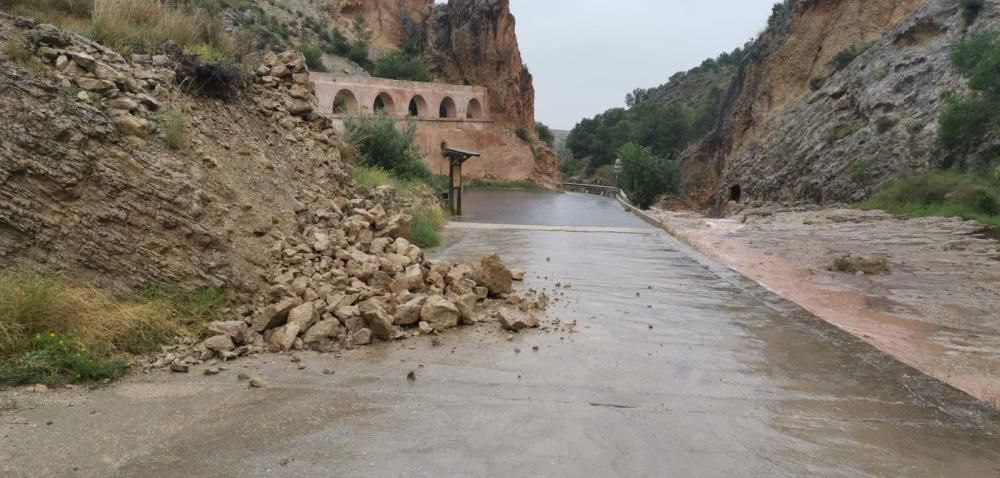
left=311, top=74, right=489, bottom=122
left=310, top=73, right=540, bottom=182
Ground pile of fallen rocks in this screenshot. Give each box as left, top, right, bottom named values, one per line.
left=149, top=188, right=547, bottom=371
left=250, top=50, right=338, bottom=145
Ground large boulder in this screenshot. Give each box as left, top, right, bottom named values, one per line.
left=251, top=297, right=301, bottom=332
left=390, top=264, right=425, bottom=294
left=207, top=321, right=251, bottom=345
left=359, top=300, right=394, bottom=340
left=302, top=319, right=342, bottom=346
left=202, top=334, right=235, bottom=352
left=287, top=302, right=318, bottom=332
left=498, top=308, right=539, bottom=331
left=420, top=296, right=460, bottom=331
left=268, top=323, right=301, bottom=352
left=451, top=292, right=478, bottom=325
left=394, top=296, right=427, bottom=326
left=475, top=254, right=513, bottom=296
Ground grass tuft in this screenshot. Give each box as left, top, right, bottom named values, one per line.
left=831, top=256, right=890, bottom=275
left=162, top=109, right=185, bottom=150
left=408, top=206, right=446, bottom=248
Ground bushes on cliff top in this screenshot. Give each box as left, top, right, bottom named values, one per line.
left=344, top=112, right=431, bottom=180
left=297, top=43, right=326, bottom=72
left=372, top=50, right=431, bottom=82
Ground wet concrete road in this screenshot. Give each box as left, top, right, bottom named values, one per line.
left=3, top=191, right=1000, bottom=477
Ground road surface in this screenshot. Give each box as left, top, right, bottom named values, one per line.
left=2, top=190, right=999, bottom=477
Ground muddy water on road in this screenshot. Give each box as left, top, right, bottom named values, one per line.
left=2, top=191, right=999, bottom=477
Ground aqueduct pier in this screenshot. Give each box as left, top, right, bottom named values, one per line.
left=310, top=73, right=542, bottom=182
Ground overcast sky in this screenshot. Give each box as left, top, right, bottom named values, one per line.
left=496, top=0, right=778, bottom=130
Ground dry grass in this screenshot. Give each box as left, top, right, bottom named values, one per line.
left=90, top=0, right=231, bottom=56
left=0, top=270, right=222, bottom=355
left=0, top=269, right=231, bottom=385
left=831, top=256, right=890, bottom=276
left=5, top=0, right=236, bottom=61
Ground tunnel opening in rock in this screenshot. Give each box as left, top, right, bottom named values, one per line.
left=730, top=185, right=742, bottom=203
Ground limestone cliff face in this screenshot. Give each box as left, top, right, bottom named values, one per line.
left=682, top=0, right=999, bottom=210
left=326, top=0, right=431, bottom=53
left=426, top=0, right=535, bottom=128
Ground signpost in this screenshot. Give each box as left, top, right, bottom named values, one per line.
left=444, top=147, right=480, bottom=216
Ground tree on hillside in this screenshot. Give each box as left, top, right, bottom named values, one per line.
left=939, top=31, right=1000, bottom=169
left=618, top=143, right=679, bottom=209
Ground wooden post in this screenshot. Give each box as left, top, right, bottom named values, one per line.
left=450, top=159, right=462, bottom=216
left=443, top=147, right=480, bottom=216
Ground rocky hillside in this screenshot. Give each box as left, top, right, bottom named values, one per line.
left=0, top=14, right=548, bottom=363
left=681, top=0, right=999, bottom=210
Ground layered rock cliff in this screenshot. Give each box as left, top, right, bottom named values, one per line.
left=681, top=0, right=999, bottom=210
left=426, top=0, right=535, bottom=128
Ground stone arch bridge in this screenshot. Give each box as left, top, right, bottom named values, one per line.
left=309, top=74, right=539, bottom=182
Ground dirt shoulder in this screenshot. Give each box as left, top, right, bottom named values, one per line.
left=642, top=205, right=1000, bottom=406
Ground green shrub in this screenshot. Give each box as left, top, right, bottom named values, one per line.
left=348, top=41, right=369, bottom=65
left=994, top=164, right=1000, bottom=183
left=408, top=207, right=446, bottom=248
left=618, top=142, right=679, bottom=209
left=861, top=170, right=1000, bottom=227
left=331, top=28, right=350, bottom=56
left=0, top=333, right=128, bottom=386
left=514, top=127, right=531, bottom=142
left=875, top=116, right=899, bottom=134
left=960, top=0, right=984, bottom=26
left=4, top=36, right=32, bottom=65
left=347, top=14, right=372, bottom=66
left=535, top=122, right=555, bottom=146
left=297, top=43, right=326, bottom=72
left=185, top=43, right=228, bottom=64
left=939, top=32, right=1000, bottom=161
left=828, top=43, right=871, bottom=71
left=850, top=160, right=869, bottom=184
left=344, top=112, right=430, bottom=180
left=372, top=50, right=431, bottom=81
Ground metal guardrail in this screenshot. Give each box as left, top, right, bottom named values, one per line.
left=563, top=183, right=621, bottom=198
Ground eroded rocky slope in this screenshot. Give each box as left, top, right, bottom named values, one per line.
left=0, top=16, right=546, bottom=365
left=682, top=0, right=999, bottom=210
